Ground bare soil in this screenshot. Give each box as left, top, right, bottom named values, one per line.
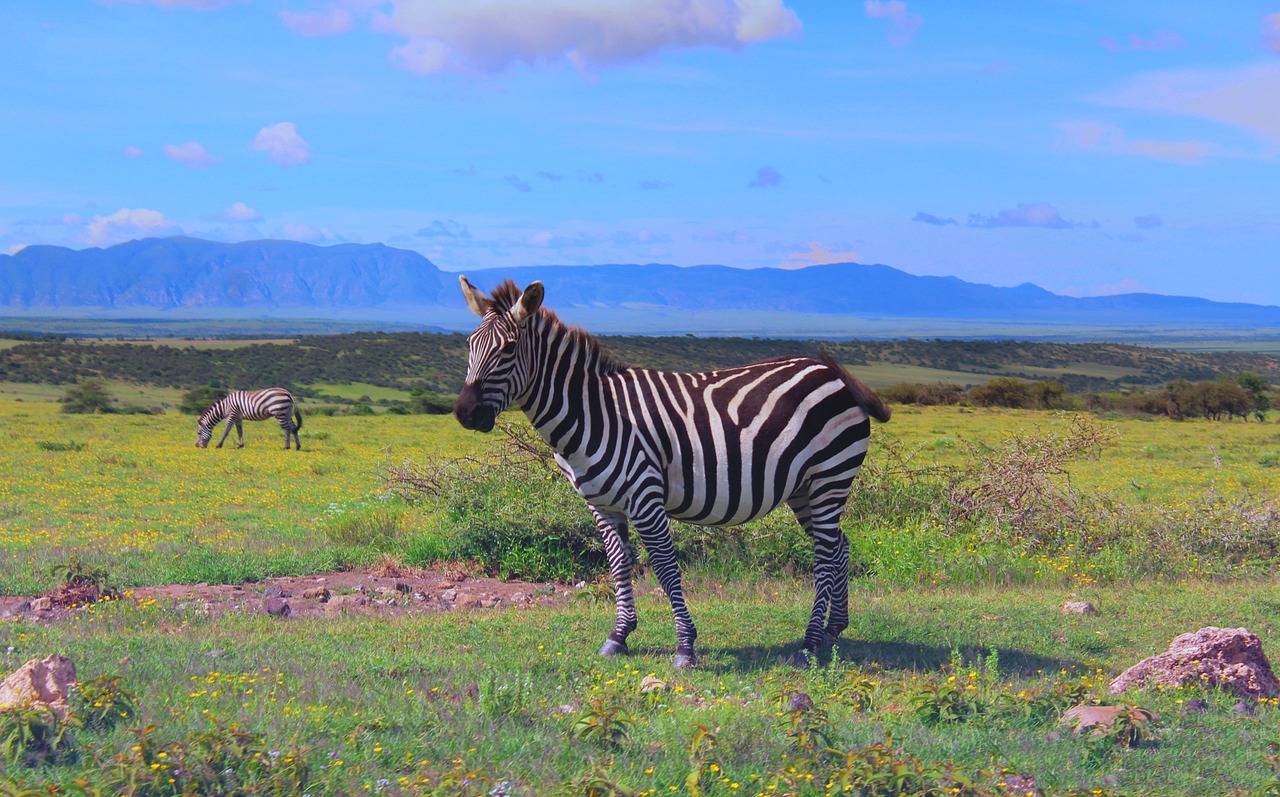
left=0, top=565, right=580, bottom=623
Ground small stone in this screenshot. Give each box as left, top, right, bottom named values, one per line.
left=1233, top=700, right=1256, bottom=717
left=412, top=592, right=428, bottom=602
left=30, top=597, right=53, bottom=612
left=479, top=596, right=502, bottom=609
left=1183, top=698, right=1209, bottom=713
left=640, top=675, right=667, bottom=693
left=787, top=692, right=814, bottom=712
left=264, top=585, right=289, bottom=599
left=440, top=589, right=458, bottom=603
left=509, top=592, right=531, bottom=606
left=204, top=649, right=225, bottom=659
left=263, top=597, right=291, bottom=617
left=459, top=594, right=483, bottom=609
left=1061, top=601, right=1099, bottom=615
left=301, top=587, right=331, bottom=602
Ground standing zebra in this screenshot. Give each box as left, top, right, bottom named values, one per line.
left=196, top=388, right=303, bottom=450
left=453, top=278, right=890, bottom=667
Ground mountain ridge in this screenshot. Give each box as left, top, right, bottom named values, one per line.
left=3, top=236, right=1278, bottom=330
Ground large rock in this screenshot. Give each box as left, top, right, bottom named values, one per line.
left=0, top=655, right=77, bottom=720
left=1108, top=627, right=1279, bottom=699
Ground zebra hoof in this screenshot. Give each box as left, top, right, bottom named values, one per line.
left=673, top=652, right=698, bottom=669
left=598, top=639, right=629, bottom=657
left=789, top=649, right=818, bottom=669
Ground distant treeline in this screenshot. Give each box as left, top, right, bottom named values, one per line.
left=3, top=330, right=1280, bottom=397
left=884, top=374, right=1274, bottom=421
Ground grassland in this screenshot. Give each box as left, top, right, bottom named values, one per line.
left=3, top=400, right=1280, bottom=793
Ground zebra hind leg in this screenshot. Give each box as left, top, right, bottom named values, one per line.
left=788, top=489, right=852, bottom=666
left=592, top=508, right=636, bottom=657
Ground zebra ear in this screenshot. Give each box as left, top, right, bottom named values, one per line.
left=511, top=281, right=544, bottom=325
left=459, top=275, right=489, bottom=317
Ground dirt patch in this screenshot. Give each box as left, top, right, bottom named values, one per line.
left=0, top=566, right=583, bottom=623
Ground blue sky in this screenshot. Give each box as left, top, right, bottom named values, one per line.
left=3, top=1, right=1279, bottom=303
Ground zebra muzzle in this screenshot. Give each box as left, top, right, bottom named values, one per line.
left=453, top=387, right=496, bottom=432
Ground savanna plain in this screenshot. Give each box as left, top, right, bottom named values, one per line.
left=2, top=385, right=1280, bottom=794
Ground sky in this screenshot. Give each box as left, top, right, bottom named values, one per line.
left=2, top=1, right=1279, bottom=304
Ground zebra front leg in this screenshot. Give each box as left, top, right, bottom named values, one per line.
left=632, top=501, right=697, bottom=668
left=216, top=418, right=236, bottom=448
left=592, top=507, right=637, bottom=657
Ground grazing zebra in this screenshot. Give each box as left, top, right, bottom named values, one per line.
left=196, top=388, right=303, bottom=450
left=453, top=278, right=890, bottom=667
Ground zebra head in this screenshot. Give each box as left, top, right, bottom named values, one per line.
left=453, top=276, right=544, bottom=433
left=195, top=403, right=219, bottom=448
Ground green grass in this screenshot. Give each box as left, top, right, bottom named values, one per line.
left=311, top=381, right=415, bottom=402
left=0, top=379, right=185, bottom=407
left=4, top=578, right=1278, bottom=794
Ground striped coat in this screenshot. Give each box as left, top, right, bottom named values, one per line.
left=454, top=278, right=889, bottom=667
left=196, top=388, right=303, bottom=450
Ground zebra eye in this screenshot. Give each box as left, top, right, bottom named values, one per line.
left=500, top=339, right=517, bottom=354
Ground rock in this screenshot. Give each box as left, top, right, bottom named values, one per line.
left=1061, top=704, right=1156, bottom=737
left=1183, top=698, right=1209, bottom=713
left=787, top=692, right=814, bottom=712
left=263, top=585, right=287, bottom=599
left=263, top=597, right=291, bottom=617
left=1061, top=601, right=1099, bottom=616
left=301, top=587, right=331, bottom=602
left=204, top=649, right=226, bottom=658
left=509, top=592, right=531, bottom=606
left=1233, top=700, right=1256, bottom=717
left=479, top=596, right=502, bottom=609
left=459, top=594, right=484, bottom=609
left=324, top=594, right=368, bottom=614
left=1108, top=626, right=1280, bottom=699
left=0, top=655, right=77, bottom=720
left=440, top=589, right=458, bottom=603
left=640, top=675, right=667, bottom=694
left=29, top=597, right=53, bottom=612
left=996, top=773, right=1037, bottom=796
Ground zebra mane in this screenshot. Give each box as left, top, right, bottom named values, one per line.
left=488, top=280, right=627, bottom=375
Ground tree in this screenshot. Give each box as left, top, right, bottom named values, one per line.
left=61, top=380, right=116, bottom=414
left=1236, top=372, right=1271, bottom=421
left=178, top=386, right=228, bottom=415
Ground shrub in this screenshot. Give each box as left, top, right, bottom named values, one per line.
left=77, top=673, right=137, bottom=732
left=61, top=379, right=116, bottom=414
left=0, top=705, right=76, bottom=767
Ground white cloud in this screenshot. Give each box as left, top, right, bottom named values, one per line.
left=122, top=145, right=144, bottom=158
left=222, top=202, right=262, bottom=222
left=371, top=0, right=801, bottom=76
left=1057, top=120, right=1214, bottom=164
left=1098, top=29, right=1185, bottom=52
left=280, top=7, right=354, bottom=35
left=967, top=202, right=1084, bottom=229
left=1263, top=13, right=1280, bottom=55
left=276, top=222, right=340, bottom=242
left=780, top=241, right=859, bottom=269
left=5, top=244, right=29, bottom=256
left=164, top=141, right=219, bottom=168
left=864, top=0, right=921, bottom=47
left=249, top=122, right=313, bottom=166
left=85, top=208, right=181, bottom=246
left=748, top=165, right=782, bottom=188
left=1101, top=63, right=1280, bottom=146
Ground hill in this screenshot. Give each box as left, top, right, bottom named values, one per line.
left=3, top=237, right=1280, bottom=334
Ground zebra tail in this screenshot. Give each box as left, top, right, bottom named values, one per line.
left=818, top=351, right=891, bottom=423
left=294, top=406, right=303, bottom=430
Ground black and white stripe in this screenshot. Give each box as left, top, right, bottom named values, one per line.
left=196, top=388, right=303, bottom=450
left=453, top=278, right=890, bottom=666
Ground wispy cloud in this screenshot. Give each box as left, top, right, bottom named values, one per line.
left=1134, top=214, right=1163, bottom=229
left=1100, top=63, right=1280, bottom=146
left=748, top=165, right=782, bottom=188
left=1057, top=120, right=1214, bottom=164
left=279, top=6, right=353, bottom=36
left=638, top=180, right=667, bottom=190
left=221, top=201, right=261, bottom=222
left=249, top=122, right=312, bottom=166
left=122, top=145, right=143, bottom=158
left=864, top=1, right=921, bottom=47
left=781, top=241, right=860, bottom=269
left=85, top=208, right=181, bottom=246
left=912, top=211, right=956, bottom=226
left=112, top=0, right=242, bottom=8
left=164, top=141, right=218, bottom=168
left=536, top=171, right=563, bottom=182
left=1098, top=29, right=1186, bottom=52
left=416, top=219, right=472, bottom=239
left=1263, top=13, right=1280, bottom=55
left=372, top=0, right=801, bottom=76
left=505, top=175, right=532, bottom=193
left=967, top=202, right=1083, bottom=229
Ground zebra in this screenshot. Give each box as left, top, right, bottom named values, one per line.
left=196, top=388, right=303, bottom=450
left=452, top=277, right=890, bottom=667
